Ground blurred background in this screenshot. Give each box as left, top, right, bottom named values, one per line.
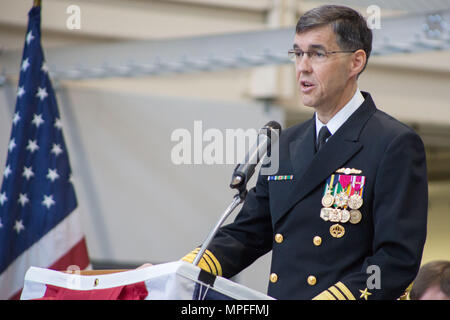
left=0, top=0, right=449, bottom=294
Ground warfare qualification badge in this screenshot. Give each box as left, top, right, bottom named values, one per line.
left=330, top=224, right=345, bottom=238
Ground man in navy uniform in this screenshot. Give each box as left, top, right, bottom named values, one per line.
left=182, top=5, right=428, bottom=300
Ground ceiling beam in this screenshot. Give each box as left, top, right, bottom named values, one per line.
left=1, top=8, right=449, bottom=80
left=0, top=0, right=267, bottom=41
left=163, top=0, right=273, bottom=12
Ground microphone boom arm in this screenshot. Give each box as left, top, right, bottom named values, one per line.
left=193, top=192, right=244, bottom=267
left=193, top=121, right=281, bottom=268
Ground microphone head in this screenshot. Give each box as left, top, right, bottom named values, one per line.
left=264, top=121, right=282, bottom=132
left=259, top=121, right=282, bottom=142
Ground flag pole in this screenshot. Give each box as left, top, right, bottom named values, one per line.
left=33, top=0, right=41, bottom=7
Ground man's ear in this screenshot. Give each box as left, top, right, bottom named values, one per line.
left=350, top=49, right=367, bottom=77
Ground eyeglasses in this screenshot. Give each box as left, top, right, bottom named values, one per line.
left=288, top=49, right=358, bottom=63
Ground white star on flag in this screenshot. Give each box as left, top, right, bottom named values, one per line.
left=36, top=87, right=48, bottom=101
left=22, top=166, right=35, bottom=180
left=46, top=169, right=59, bottom=182
left=32, top=113, right=44, bottom=128
left=26, top=139, right=39, bottom=153
left=0, top=192, right=7, bottom=206
left=8, top=139, right=16, bottom=153
left=26, top=30, right=34, bottom=45
left=17, top=86, right=26, bottom=98
left=54, top=118, right=63, bottom=130
left=51, top=143, right=63, bottom=156
left=42, top=195, right=55, bottom=209
left=18, top=193, right=30, bottom=207
left=14, top=220, right=25, bottom=234
left=41, top=62, right=49, bottom=74
left=3, top=165, right=12, bottom=179
left=21, top=58, right=30, bottom=72
left=13, top=112, right=21, bottom=126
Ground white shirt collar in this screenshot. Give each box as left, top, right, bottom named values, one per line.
left=315, top=88, right=364, bottom=139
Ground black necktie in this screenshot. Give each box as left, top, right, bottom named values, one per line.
left=316, top=126, right=331, bottom=152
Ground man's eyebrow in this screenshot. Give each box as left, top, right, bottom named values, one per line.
left=309, top=44, right=327, bottom=51
left=292, top=43, right=327, bottom=50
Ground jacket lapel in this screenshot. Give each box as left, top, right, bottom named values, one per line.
left=274, top=92, right=377, bottom=225
left=289, top=119, right=316, bottom=181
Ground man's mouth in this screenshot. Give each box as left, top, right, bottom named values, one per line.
left=300, top=80, right=316, bottom=93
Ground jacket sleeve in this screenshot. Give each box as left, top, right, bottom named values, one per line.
left=314, top=131, right=428, bottom=300
left=182, top=169, right=274, bottom=279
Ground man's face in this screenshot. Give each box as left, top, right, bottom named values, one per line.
left=293, top=25, right=353, bottom=110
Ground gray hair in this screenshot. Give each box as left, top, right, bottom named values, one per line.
left=296, top=5, right=372, bottom=74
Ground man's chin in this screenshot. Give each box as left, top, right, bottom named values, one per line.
left=300, top=97, right=315, bottom=108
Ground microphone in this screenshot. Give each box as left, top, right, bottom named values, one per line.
left=230, top=121, right=282, bottom=190
left=193, top=121, right=281, bottom=267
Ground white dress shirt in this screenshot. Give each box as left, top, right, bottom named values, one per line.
left=315, top=88, right=365, bottom=141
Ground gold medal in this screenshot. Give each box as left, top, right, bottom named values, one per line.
left=330, top=224, right=345, bottom=238
left=348, top=194, right=363, bottom=210
left=321, top=176, right=335, bottom=208
left=321, top=192, right=334, bottom=208
left=340, top=208, right=350, bottom=223
left=334, top=191, right=349, bottom=208
left=349, top=209, right=362, bottom=224
left=329, top=208, right=342, bottom=222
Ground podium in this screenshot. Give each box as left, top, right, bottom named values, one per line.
left=20, top=261, right=274, bottom=300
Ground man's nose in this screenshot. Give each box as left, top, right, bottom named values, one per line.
left=296, top=55, right=313, bottom=74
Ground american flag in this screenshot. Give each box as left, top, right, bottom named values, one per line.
left=20, top=261, right=273, bottom=300
left=0, top=5, right=90, bottom=299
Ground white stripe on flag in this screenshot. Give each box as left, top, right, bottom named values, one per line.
left=0, top=208, right=85, bottom=299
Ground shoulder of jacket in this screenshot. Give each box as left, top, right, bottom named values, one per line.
left=369, top=109, right=421, bottom=140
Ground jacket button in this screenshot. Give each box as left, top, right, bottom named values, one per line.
left=307, top=275, right=317, bottom=286
left=274, top=233, right=284, bottom=243
left=270, top=273, right=278, bottom=283
left=313, top=236, right=322, bottom=246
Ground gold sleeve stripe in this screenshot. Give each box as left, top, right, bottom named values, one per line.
left=181, top=252, right=212, bottom=274
left=335, top=281, right=356, bottom=300
left=198, top=259, right=213, bottom=274
left=204, top=250, right=222, bottom=277
left=181, top=250, right=199, bottom=263
left=191, top=248, right=222, bottom=277
left=328, top=286, right=346, bottom=300
left=180, top=248, right=222, bottom=277
left=312, top=290, right=336, bottom=300
left=200, top=251, right=218, bottom=275
left=181, top=253, right=195, bottom=263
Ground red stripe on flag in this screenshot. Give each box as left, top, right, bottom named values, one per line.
left=49, top=237, right=90, bottom=271
left=39, top=282, right=148, bottom=300
left=10, top=238, right=90, bottom=300
left=9, top=289, right=22, bottom=300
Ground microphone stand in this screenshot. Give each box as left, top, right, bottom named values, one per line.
left=193, top=121, right=281, bottom=268
left=193, top=185, right=247, bottom=267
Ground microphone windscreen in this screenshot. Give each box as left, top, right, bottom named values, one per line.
left=264, top=121, right=282, bottom=133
